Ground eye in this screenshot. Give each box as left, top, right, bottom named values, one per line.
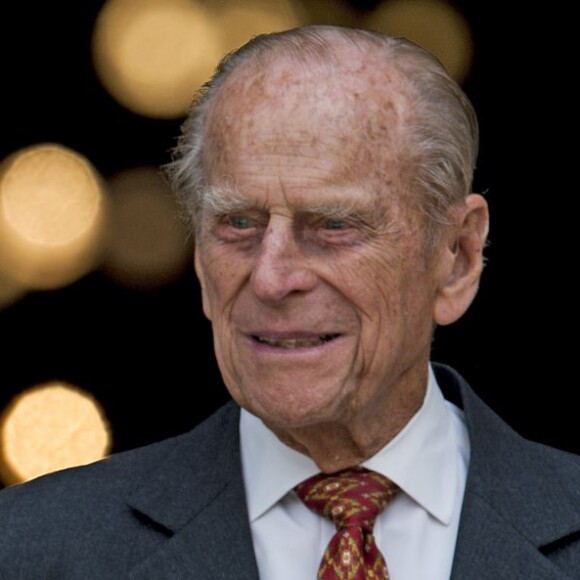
left=226, top=214, right=254, bottom=229
left=322, top=218, right=349, bottom=231
left=306, top=213, right=365, bottom=248
left=213, top=211, right=265, bottom=244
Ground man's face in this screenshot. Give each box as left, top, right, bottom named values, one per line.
left=194, top=60, right=449, bottom=433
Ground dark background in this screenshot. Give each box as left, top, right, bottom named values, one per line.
left=1, top=0, right=576, bottom=478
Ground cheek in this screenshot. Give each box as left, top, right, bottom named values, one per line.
left=338, top=247, right=433, bottom=350
left=333, top=248, right=403, bottom=321
left=197, top=246, right=248, bottom=315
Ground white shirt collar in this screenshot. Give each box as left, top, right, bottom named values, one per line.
left=240, top=363, right=462, bottom=526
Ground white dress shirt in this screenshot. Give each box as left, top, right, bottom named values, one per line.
left=239, top=363, right=470, bottom=580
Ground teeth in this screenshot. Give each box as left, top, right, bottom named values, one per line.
left=256, top=335, right=335, bottom=348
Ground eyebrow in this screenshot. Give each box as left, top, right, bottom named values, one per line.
left=201, top=184, right=389, bottom=226
left=201, top=186, right=258, bottom=214
left=303, top=197, right=383, bottom=221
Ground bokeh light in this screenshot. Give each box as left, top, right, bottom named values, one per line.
left=212, top=0, right=306, bottom=54
left=0, top=144, right=107, bottom=290
left=92, top=0, right=223, bottom=119
left=0, top=381, right=112, bottom=486
left=92, top=0, right=309, bottom=119
left=102, top=166, right=193, bottom=289
left=0, top=275, right=25, bottom=311
left=364, top=0, right=473, bottom=83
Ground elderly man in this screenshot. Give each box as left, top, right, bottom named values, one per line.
left=1, top=24, right=580, bottom=580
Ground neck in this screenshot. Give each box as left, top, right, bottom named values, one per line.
left=268, top=379, right=426, bottom=473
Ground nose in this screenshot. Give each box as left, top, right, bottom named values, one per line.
left=250, top=220, right=317, bottom=302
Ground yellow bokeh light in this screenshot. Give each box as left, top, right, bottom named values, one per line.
left=92, top=0, right=223, bottom=119
left=364, top=0, right=473, bottom=83
left=0, top=382, right=112, bottom=486
left=0, top=274, right=25, bottom=310
left=0, top=144, right=107, bottom=290
left=212, top=0, right=306, bottom=54
left=102, top=166, right=193, bottom=289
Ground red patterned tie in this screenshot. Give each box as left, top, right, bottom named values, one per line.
left=295, top=467, right=399, bottom=580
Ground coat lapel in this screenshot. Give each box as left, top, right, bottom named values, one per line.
left=450, top=492, right=573, bottom=580
left=125, top=402, right=260, bottom=580
left=436, top=363, right=580, bottom=580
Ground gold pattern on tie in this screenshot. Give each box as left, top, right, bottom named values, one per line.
left=295, top=467, right=399, bottom=580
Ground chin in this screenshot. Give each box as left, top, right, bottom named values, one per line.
left=225, top=370, right=352, bottom=426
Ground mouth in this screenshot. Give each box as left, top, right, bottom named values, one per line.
left=253, top=334, right=339, bottom=348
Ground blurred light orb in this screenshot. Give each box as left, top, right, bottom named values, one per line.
left=0, top=144, right=107, bottom=290
left=92, top=0, right=223, bottom=119
left=103, top=166, right=193, bottom=289
left=365, top=0, right=473, bottom=83
left=0, top=274, right=25, bottom=310
left=213, top=0, right=306, bottom=54
left=0, top=382, right=112, bottom=486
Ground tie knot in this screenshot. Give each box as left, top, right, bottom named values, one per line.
left=295, top=467, right=399, bottom=531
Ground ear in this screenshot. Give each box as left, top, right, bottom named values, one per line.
left=194, top=245, right=212, bottom=321
left=434, top=193, right=489, bottom=326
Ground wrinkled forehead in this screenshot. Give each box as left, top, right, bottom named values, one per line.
left=204, top=49, right=410, bottom=151
left=203, top=55, right=407, bottom=202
